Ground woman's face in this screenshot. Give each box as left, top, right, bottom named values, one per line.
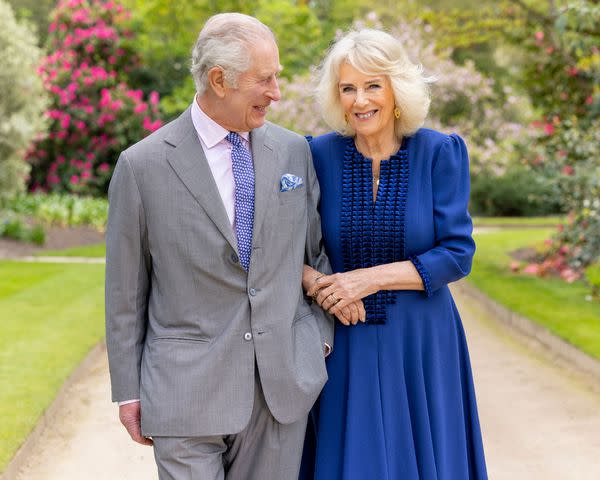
left=338, top=62, right=396, bottom=141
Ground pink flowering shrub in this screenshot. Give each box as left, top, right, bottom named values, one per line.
left=27, top=0, right=163, bottom=195
left=503, top=2, right=600, bottom=282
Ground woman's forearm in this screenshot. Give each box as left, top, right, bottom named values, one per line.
left=368, top=260, right=424, bottom=292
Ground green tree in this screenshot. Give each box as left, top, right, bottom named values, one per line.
left=0, top=0, right=48, bottom=200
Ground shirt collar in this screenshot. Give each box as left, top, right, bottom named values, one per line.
left=191, top=96, right=250, bottom=149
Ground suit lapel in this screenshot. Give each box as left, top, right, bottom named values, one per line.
left=165, top=109, right=238, bottom=252
left=251, top=124, right=279, bottom=246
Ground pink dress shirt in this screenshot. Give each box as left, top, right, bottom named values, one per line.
left=191, top=96, right=250, bottom=227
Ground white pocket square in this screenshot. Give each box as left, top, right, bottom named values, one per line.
left=280, top=173, right=304, bottom=192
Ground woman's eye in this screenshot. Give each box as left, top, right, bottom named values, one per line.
left=368, top=84, right=381, bottom=89
left=341, top=86, right=355, bottom=93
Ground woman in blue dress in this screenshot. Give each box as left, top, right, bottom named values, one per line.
left=300, top=29, right=488, bottom=479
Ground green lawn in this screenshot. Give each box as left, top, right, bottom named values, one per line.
left=37, top=242, right=106, bottom=258
left=473, top=216, right=563, bottom=227
left=0, top=261, right=105, bottom=471
left=470, top=228, right=600, bottom=360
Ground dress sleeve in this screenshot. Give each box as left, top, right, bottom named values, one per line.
left=409, top=134, right=475, bottom=297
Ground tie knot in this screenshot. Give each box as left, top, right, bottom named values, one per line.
left=226, top=131, right=243, bottom=148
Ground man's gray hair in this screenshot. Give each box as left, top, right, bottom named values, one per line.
left=191, top=13, right=275, bottom=94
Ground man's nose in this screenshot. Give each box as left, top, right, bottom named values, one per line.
left=267, top=77, right=281, bottom=102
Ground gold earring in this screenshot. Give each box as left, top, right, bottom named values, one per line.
left=394, top=107, right=401, bottom=119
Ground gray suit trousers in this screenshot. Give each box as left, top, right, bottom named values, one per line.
left=152, top=372, right=308, bottom=480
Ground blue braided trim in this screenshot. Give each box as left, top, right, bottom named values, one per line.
left=340, top=137, right=409, bottom=324
left=409, top=255, right=433, bottom=297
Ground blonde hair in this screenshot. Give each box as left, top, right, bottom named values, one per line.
left=316, top=29, right=431, bottom=137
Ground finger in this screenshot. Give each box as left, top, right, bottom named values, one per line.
left=335, top=311, right=350, bottom=326
left=122, top=418, right=153, bottom=445
left=348, top=302, right=360, bottom=325
left=328, top=298, right=350, bottom=316
left=357, top=301, right=367, bottom=322
left=316, top=285, right=337, bottom=305
left=307, top=276, right=334, bottom=297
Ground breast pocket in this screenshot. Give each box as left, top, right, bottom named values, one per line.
left=278, top=186, right=306, bottom=205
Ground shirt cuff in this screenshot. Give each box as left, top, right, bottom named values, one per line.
left=118, top=399, right=140, bottom=406
left=324, top=342, right=332, bottom=357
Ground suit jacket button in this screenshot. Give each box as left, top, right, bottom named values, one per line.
left=249, top=288, right=257, bottom=296
left=230, top=253, right=239, bottom=263
left=244, top=332, right=252, bottom=341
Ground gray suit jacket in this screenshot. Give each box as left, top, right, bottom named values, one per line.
left=105, top=107, right=334, bottom=436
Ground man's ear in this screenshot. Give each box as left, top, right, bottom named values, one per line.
left=207, top=66, right=227, bottom=98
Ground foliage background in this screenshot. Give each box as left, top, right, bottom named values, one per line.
left=0, top=0, right=48, bottom=201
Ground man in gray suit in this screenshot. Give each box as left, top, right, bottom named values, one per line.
left=105, top=12, right=358, bottom=480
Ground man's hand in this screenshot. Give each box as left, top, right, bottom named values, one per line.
left=119, top=401, right=153, bottom=446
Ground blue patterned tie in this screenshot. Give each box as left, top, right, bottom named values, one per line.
left=226, top=132, right=254, bottom=271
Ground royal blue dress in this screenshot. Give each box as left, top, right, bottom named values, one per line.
left=300, top=129, right=487, bottom=479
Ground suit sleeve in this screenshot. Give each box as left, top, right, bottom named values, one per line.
left=409, top=134, right=476, bottom=296
left=303, top=140, right=335, bottom=349
left=105, top=152, right=151, bottom=402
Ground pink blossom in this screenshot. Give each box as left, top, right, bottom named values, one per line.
left=510, top=261, right=520, bottom=272
left=59, top=24, right=67, bottom=33
left=110, top=99, right=124, bottom=111
left=108, top=56, right=117, bottom=65
left=60, top=114, right=71, bottom=129
left=143, top=117, right=163, bottom=132
left=105, top=1, right=115, bottom=9
left=57, top=131, right=68, bottom=139
left=98, top=163, right=111, bottom=173
left=57, top=155, right=66, bottom=165
left=126, top=89, right=143, bottom=101
left=85, top=44, right=94, bottom=53
left=543, top=123, right=554, bottom=135
left=562, top=165, right=574, bottom=176
left=134, top=103, right=148, bottom=114
left=81, top=171, right=92, bottom=180
left=535, top=31, right=544, bottom=41
left=70, top=175, right=80, bottom=185
left=49, top=23, right=57, bottom=33
left=149, top=91, right=159, bottom=106
left=83, top=161, right=92, bottom=170
left=86, top=152, right=95, bottom=161
left=523, top=264, right=540, bottom=275
left=585, top=96, right=594, bottom=105
left=546, top=47, right=554, bottom=54
left=560, top=268, right=579, bottom=283
left=567, top=66, right=579, bottom=77
left=48, top=174, right=60, bottom=184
